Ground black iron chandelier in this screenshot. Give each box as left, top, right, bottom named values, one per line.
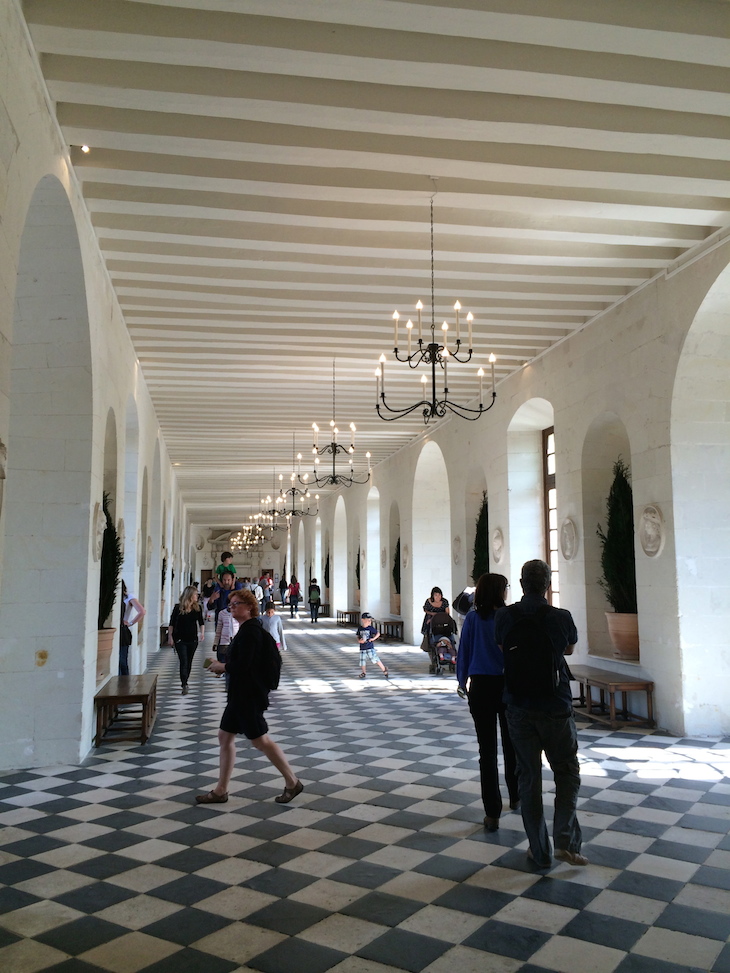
left=257, top=471, right=294, bottom=530
left=376, top=198, right=497, bottom=424
left=300, top=360, right=371, bottom=489
left=279, top=441, right=319, bottom=517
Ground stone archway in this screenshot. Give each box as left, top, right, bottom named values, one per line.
left=412, top=441, right=451, bottom=643
left=0, top=176, right=94, bottom=769
left=671, top=264, right=730, bottom=735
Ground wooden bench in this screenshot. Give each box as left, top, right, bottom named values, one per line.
left=94, top=674, right=158, bottom=747
left=319, top=603, right=331, bottom=618
left=571, top=664, right=655, bottom=730
left=336, top=609, right=360, bottom=627
left=378, top=619, right=404, bottom=642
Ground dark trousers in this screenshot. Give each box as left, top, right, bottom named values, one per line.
left=290, top=596, right=299, bottom=617
left=507, top=705, right=582, bottom=864
left=174, top=639, right=198, bottom=687
left=467, top=675, right=519, bottom=818
left=310, top=602, right=319, bottom=622
left=119, top=644, right=129, bottom=676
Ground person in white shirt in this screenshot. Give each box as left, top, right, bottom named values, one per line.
left=212, top=606, right=240, bottom=686
left=261, top=602, right=287, bottom=651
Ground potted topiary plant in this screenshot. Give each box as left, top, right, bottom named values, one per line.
left=472, top=491, right=489, bottom=582
left=391, top=537, right=401, bottom=615
left=355, top=544, right=361, bottom=606
left=597, top=458, right=639, bottom=661
left=97, top=492, right=124, bottom=683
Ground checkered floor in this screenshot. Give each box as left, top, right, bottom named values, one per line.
left=1, top=614, right=730, bottom=973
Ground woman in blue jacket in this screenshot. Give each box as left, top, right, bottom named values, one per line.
left=457, top=573, right=519, bottom=832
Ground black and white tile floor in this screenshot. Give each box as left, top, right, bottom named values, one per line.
left=1, top=615, right=730, bottom=973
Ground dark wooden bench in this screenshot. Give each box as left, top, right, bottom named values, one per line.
left=319, top=603, right=331, bottom=618
left=378, top=619, right=404, bottom=642
left=571, top=664, right=655, bottom=730
left=336, top=609, right=361, bottom=626
left=94, top=674, right=158, bottom=746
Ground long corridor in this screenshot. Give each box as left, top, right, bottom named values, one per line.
left=1, top=617, right=729, bottom=973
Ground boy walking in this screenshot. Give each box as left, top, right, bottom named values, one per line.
left=357, top=612, right=389, bottom=679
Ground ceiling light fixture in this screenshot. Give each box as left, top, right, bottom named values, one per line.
left=301, top=360, right=371, bottom=488
left=279, top=439, right=319, bottom=517
left=376, top=198, right=497, bottom=423
left=80, top=144, right=90, bottom=153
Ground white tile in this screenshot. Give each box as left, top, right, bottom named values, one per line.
left=529, top=934, right=624, bottom=973
left=631, top=926, right=723, bottom=970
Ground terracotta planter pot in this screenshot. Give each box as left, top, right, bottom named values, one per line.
left=97, top=627, right=116, bottom=684
left=605, top=612, right=639, bottom=662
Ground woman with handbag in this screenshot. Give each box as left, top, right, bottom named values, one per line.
left=288, top=576, right=301, bottom=618
left=168, top=585, right=205, bottom=695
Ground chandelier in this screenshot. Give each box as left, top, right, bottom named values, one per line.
left=230, top=523, right=268, bottom=551
left=376, top=198, right=497, bottom=423
left=279, top=440, right=319, bottom=517
left=257, top=472, right=294, bottom=530
left=300, top=360, right=371, bottom=488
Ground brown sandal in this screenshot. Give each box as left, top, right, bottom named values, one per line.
left=274, top=780, right=303, bottom=804
left=195, top=790, right=228, bottom=804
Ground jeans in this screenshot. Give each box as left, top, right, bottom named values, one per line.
left=310, top=602, right=319, bottom=622
left=506, top=705, right=582, bottom=865
left=467, top=675, right=518, bottom=818
left=175, top=639, right=198, bottom=687
left=290, top=596, right=299, bottom=617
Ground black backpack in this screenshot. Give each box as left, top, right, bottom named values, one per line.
left=502, top=605, right=560, bottom=698
left=259, top=628, right=282, bottom=691
left=431, top=612, right=456, bottom=638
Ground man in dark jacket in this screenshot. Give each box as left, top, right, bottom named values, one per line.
left=196, top=588, right=303, bottom=806
left=495, top=559, right=586, bottom=868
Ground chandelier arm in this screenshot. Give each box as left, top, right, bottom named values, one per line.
left=376, top=395, right=431, bottom=421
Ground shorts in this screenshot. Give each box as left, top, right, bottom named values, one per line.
left=360, top=646, right=380, bottom=666
left=220, top=703, right=268, bottom=740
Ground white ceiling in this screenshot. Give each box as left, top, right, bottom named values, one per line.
left=21, top=0, right=730, bottom=526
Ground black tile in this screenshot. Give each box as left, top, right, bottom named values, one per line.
left=0, top=886, right=40, bottom=914
left=699, top=792, right=730, bottom=807
left=639, top=795, right=695, bottom=813
left=365, top=793, right=418, bottom=810
left=304, top=797, right=358, bottom=814
left=357, top=928, right=450, bottom=973
left=523, top=876, right=601, bottom=909
left=33, top=799, right=86, bottom=814
left=615, top=954, right=707, bottom=973
left=0, top=927, right=21, bottom=949
left=379, top=810, right=440, bottom=830
left=148, top=874, right=228, bottom=906
left=608, top=817, right=667, bottom=839
left=237, top=819, right=297, bottom=841
left=245, top=899, right=330, bottom=935
left=88, top=811, right=151, bottom=831
left=340, top=891, right=421, bottom=926
left=562, top=911, right=645, bottom=950
left=239, top=842, right=307, bottom=868
left=322, top=835, right=384, bottom=859
left=665, top=778, right=714, bottom=792
left=434, top=883, right=513, bottom=918
left=606, top=780, right=657, bottom=795
left=580, top=843, right=638, bottom=869
left=656, top=902, right=730, bottom=941
left=328, top=860, right=400, bottom=890
left=413, top=855, right=482, bottom=882
left=68, top=855, right=142, bottom=880
left=0, top=858, right=54, bottom=884
left=141, top=907, right=231, bottom=945
left=133, top=947, right=238, bottom=973
left=608, top=871, right=684, bottom=902
left=645, top=839, right=712, bottom=865
left=463, top=918, right=551, bottom=960
left=157, top=825, right=223, bottom=847
left=307, top=816, right=365, bottom=836
left=156, top=848, right=226, bottom=873
left=580, top=798, right=633, bottom=816
left=395, top=832, right=457, bottom=854
left=2, top=835, right=66, bottom=857
left=80, top=831, right=148, bottom=855
left=243, top=868, right=317, bottom=898
left=54, top=883, right=136, bottom=913
left=246, top=936, right=346, bottom=973
left=36, top=916, right=129, bottom=955
left=679, top=814, right=730, bottom=834
left=691, top=865, right=730, bottom=891
left=713, top=943, right=730, bottom=973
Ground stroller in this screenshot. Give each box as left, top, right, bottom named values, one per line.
left=427, top=612, right=458, bottom=675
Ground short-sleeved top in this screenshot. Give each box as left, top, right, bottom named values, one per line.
left=216, top=563, right=237, bottom=577
left=423, top=597, right=449, bottom=616
left=169, top=604, right=204, bottom=642
left=494, top=594, right=578, bottom=714
left=357, top=624, right=377, bottom=649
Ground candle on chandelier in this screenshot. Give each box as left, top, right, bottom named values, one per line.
left=416, top=300, right=423, bottom=340
left=375, top=366, right=381, bottom=404
left=454, top=301, right=461, bottom=342
left=467, top=312, right=473, bottom=349
left=350, top=422, right=356, bottom=449
left=366, top=451, right=371, bottom=474
left=392, top=310, right=399, bottom=348
left=406, top=319, right=413, bottom=356
left=312, top=422, right=319, bottom=449
left=478, top=367, right=484, bottom=403
left=443, top=347, right=449, bottom=392
left=379, top=353, right=386, bottom=393
left=297, top=452, right=302, bottom=475
left=333, top=425, right=338, bottom=445
left=442, top=321, right=448, bottom=352
left=489, top=352, right=496, bottom=390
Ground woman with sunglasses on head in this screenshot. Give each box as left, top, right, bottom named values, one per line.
left=197, top=588, right=302, bottom=806
left=457, top=573, right=519, bottom=832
